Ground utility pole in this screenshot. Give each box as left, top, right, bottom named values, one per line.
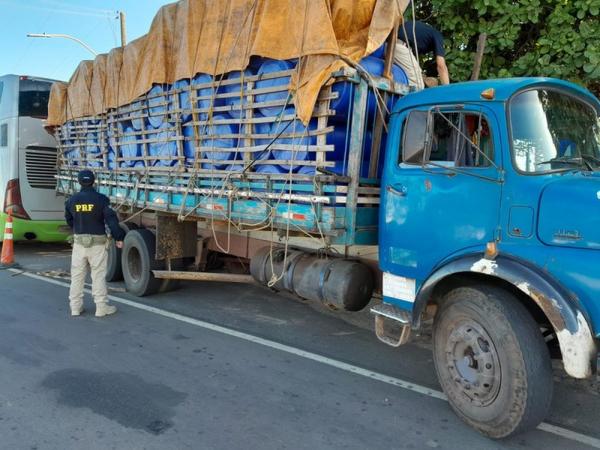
left=119, top=11, right=127, bottom=47
left=471, top=33, right=487, bottom=81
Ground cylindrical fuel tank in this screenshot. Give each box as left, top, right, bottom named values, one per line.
left=250, top=246, right=374, bottom=311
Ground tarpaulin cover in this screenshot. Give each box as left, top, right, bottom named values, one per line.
left=47, top=0, right=409, bottom=126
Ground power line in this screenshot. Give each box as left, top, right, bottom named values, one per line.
left=0, top=0, right=115, bottom=18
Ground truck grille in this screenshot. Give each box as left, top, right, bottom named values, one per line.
left=25, top=146, right=58, bottom=190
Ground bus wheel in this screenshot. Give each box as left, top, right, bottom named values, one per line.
left=106, top=222, right=138, bottom=282
left=432, top=285, right=553, bottom=439
left=122, top=229, right=162, bottom=296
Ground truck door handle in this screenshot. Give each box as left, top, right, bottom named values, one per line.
left=387, top=183, right=408, bottom=197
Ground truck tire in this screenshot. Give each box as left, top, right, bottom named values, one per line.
left=122, top=229, right=163, bottom=296
left=158, top=259, right=183, bottom=293
left=432, top=284, right=553, bottom=439
left=106, top=222, right=138, bottom=282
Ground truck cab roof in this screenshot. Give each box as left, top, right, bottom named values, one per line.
left=395, top=77, right=600, bottom=111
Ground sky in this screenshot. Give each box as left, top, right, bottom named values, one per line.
left=0, top=0, right=174, bottom=82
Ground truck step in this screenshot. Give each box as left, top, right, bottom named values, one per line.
left=370, top=303, right=412, bottom=347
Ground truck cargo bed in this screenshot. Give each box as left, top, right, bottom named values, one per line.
left=55, top=67, right=408, bottom=246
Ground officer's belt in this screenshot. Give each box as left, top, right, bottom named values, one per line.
left=73, top=234, right=108, bottom=248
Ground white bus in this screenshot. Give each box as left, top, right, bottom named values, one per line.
left=0, top=74, right=67, bottom=242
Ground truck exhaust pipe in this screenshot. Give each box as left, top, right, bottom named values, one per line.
left=250, top=246, right=374, bottom=311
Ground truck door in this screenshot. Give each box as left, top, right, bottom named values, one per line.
left=379, top=105, right=503, bottom=309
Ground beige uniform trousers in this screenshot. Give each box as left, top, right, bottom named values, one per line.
left=69, top=242, right=109, bottom=310
left=394, top=40, right=425, bottom=91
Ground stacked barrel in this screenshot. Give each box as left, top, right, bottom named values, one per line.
left=57, top=49, right=408, bottom=179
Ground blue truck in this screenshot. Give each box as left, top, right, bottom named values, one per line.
left=54, top=55, right=600, bottom=438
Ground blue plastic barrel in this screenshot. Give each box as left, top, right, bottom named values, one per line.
left=63, top=121, right=77, bottom=145
left=370, top=44, right=386, bottom=59
left=331, top=57, right=408, bottom=119
left=222, top=69, right=255, bottom=119
left=192, top=73, right=220, bottom=121
left=255, top=164, right=285, bottom=174
left=199, top=114, right=239, bottom=169
left=148, top=123, right=178, bottom=167
left=225, top=164, right=245, bottom=172
left=120, top=125, right=141, bottom=167
left=105, top=129, right=116, bottom=169
left=148, top=84, right=169, bottom=129
left=297, top=165, right=315, bottom=175
left=107, top=148, right=116, bottom=169
left=255, top=59, right=296, bottom=118
left=249, top=121, right=272, bottom=161
left=182, top=123, right=196, bottom=164
left=107, top=120, right=131, bottom=160
left=283, top=127, right=372, bottom=178
left=85, top=131, right=102, bottom=167
left=129, top=100, right=145, bottom=131
left=66, top=147, right=81, bottom=166
left=270, top=119, right=315, bottom=171
left=105, top=123, right=117, bottom=168
left=174, top=78, right=192, bottom=123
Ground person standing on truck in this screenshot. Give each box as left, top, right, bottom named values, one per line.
left=395, top=20, right=450, bottom=90
left=65, top=170, right=125, bottom=317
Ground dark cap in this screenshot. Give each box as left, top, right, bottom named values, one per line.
left=77, top=170, right=95, bottom=186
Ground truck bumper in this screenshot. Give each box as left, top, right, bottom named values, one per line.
left=0, top=212, right=69, bottom=243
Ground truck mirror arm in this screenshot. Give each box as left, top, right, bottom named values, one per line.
left=420, top=161, right=504, bottom=184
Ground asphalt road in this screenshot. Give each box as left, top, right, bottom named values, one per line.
left=1, top=242, right=599, bottom=450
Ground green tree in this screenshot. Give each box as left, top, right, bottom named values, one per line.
left=413, top=0, right=600, bottom=96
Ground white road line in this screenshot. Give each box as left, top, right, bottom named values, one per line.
left=9, top=269, right=600, bottom=449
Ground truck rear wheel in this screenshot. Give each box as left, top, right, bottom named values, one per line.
left=122, top=229, right=163, bottom=296
left=432, top=285, right=553, bottom=439
left=106, top=222, right=138, bottom=282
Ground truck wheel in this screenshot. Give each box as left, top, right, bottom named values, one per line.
left=106, top=223, right=138, bottom=282
left=432, top=285, right=553, bottom=439
left=158, top=258, right=183, bottom=293
left=122, top=229, right=162, bottom=296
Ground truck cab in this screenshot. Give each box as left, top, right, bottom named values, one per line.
left=377, top=78, right=600, bottom=437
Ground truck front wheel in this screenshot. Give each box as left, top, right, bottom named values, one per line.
left=432, top=285, right=553, bottom=439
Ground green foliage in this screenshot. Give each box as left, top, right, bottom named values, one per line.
left=414, top=0, right=600, bottom=96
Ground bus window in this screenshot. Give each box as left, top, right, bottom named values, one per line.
left=18, top=79, right=51, bottom=119
left=0, top=81, right=4, bottom=103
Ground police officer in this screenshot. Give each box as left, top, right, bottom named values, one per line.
left=65, top=170, right=126, bottom=317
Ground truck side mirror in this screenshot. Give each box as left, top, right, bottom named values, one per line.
left=402, top=110, right=433, bottom=165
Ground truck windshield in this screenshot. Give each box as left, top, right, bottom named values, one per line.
left=510, top=89, right=600, bottom=173
left=18, top=78, right=51, bottom=118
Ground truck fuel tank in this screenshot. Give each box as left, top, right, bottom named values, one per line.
left=250, top=246, right=374, bottom=311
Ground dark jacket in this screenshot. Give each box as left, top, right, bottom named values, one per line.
left=65, top=187, right=126, bottom=241
left=398, top=21, right=446, bottom=58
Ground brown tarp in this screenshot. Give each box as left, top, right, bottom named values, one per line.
left=47, top=0, right=409, bottom=126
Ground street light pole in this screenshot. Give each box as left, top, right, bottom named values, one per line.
left=26, top=33, right=98, bottom=56
left=119, top=11, right=127, bottom=47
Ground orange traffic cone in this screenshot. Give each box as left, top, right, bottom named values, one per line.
left=0, top=214, right=16, bottom=268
